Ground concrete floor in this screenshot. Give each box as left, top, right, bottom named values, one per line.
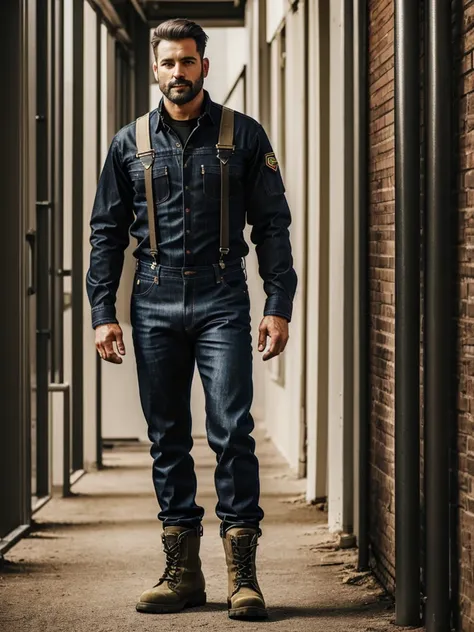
left=0, top=426, right=412, bottom=632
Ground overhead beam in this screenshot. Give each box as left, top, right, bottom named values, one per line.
left=129, top=0, right=147, bottom=23
left=87, top=0, right=132, bottom=47
left=142, top=1, right=246, bottom=26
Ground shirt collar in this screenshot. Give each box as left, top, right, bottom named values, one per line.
left=155, top=89, right=216, bottom=132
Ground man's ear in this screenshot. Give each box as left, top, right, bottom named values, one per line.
left=152, top=61, right=158, bottom=82
left=203, top=57, right=209, bottom=78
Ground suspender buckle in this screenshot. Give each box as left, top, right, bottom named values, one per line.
left=136, top=149, right=155, bottom=170
left=219, top=248, right=230, bottom=270
left=216, top=144, right=235, bottom=165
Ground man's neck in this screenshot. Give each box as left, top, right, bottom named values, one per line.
left=162, top=90, right=205, bottom=121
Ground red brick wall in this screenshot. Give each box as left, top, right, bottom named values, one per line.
left=367, top=0, right=474, bottom=627
left=457, top=1, right=474, bottom=628
left=367, top=1, right=474, bottom=627
left=368, top=0, right=396, bottom=589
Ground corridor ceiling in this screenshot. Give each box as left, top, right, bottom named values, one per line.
left=114, top=0, right=246, bottom=26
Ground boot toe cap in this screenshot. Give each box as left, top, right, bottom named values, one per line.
left=139, top=586, right=179, bottom=605
left=232, top=591, right=266, bottom=610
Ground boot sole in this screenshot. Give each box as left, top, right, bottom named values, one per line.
left=136, top=591, right=206, bottom=614
left=228, top=605, right=268, bottom=620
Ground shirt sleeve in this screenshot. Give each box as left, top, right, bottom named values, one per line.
left=245, top=124, right=298, bottom=322
left=85, top=135, right=134, bottom=329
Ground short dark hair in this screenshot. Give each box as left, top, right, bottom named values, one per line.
left=151, top=18, right=209, bottom=60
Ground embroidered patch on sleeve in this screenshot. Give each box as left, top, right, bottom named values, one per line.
left=265, top=152, right=279, bottom=172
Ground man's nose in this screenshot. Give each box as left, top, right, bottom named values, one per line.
left=173, top=64, right=186, bottom=78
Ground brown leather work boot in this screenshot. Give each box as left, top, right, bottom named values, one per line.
left=222, top=527, right=268, bottom=619
left=136, top=525, right=206, bottom=613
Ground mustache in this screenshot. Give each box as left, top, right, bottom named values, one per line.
left=169, top=80, right=192, bottom=88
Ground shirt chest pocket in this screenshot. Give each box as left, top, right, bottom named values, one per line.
left=201, top=164, right=244, bottom=200
left=129, top=165, right=170, bottom=205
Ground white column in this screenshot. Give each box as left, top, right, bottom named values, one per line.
left=327, top=0, right=355, bottom=535
left=305, top=0, right=330, bottom=503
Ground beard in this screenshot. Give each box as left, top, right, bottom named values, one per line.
left=160, top=70, right=204, bottom=105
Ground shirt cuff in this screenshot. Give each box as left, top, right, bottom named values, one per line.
left=91, top=304, right=118, bottom=329
left=263, top=293, right=293, bottom=322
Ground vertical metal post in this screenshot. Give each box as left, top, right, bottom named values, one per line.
left=357, top=0, right=370, bottom=572
left=35, top=0, right=51, bottom=500
left=394, top=0, right=421, bottom=625
left=96, top=11, right=103, bottom=470
left=53, top=0, right=65, bottom=384
left=425, top=0, right=451, bottom=629
left=35, top=201, right=51, bottom=498
left=72, top=0, right=84, bottom=471
left=132, top=10, right=150, bottom=118
left=0, top=0, right=33, bottom=543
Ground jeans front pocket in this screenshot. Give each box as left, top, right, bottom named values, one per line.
left=132, top=272, right=158, bottom=299
left=221, top=268, right=249, bottom=298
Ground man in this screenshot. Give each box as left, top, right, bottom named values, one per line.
left=86, top=18, right=297, bottom=620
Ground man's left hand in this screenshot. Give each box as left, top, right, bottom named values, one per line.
left=258, top=316, right=289, bottom=361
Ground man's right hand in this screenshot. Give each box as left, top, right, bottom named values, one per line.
left=95, top=323, right=126, bottom=364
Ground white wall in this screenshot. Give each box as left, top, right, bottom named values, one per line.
left=266, top=0, right=286, bottom=43
left=327, top=0, right=355, bottom=534
left=255, top=4, right=307, bottom=475
left=305, top=0, right=330, bottom=503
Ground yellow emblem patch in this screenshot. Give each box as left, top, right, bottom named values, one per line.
left=265, top=152, right=279, bottom=172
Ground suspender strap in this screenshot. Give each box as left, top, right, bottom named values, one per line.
left=216, top=107, right=235, bottom=270
left=136, top=108, right=234, bottom=271
left=136, top=113, right=158, bottom=268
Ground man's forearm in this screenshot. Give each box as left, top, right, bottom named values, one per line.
left=86, top=246, right=126, bottom=329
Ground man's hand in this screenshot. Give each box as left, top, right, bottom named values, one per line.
left=258, top=315, right=289, bottom=361
left=95, top=323, right=126, bottom=364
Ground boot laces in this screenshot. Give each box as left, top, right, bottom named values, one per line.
left=156, top=534, right=181, bottom=587
left=232, top=538, right=260, bottom=593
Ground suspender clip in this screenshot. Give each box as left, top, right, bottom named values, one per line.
left=136, top=149, right=155, bottom=170
left=216, top=144, right=235, bottom=165
left=219, top=248, right=230, bottom=270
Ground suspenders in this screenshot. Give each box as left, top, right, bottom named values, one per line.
left=216, top=107, right=235, bottom=269
left=136, top=113, right=159, bottom=268
left=135, top=106, right=235, bottom=270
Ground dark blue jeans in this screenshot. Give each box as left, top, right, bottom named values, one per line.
left=130, top=257, right=264, bottom=537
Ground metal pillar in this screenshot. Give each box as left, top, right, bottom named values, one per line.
left=35, top=0, right=52, bottom=500
left=425, top=0, right=452, bottom=629
left=394, top=0, right=421, bottom=625
left=0, top=0, right=34, bottom=549
left=132, top=9, right=150, bottom=118
left=96, top=11, right=103, bottom=470
left=357, top=0, right=370, bottom=573
left=52, top=0, right=66, bottom=384
left=72, top=0, right=84, bottom=471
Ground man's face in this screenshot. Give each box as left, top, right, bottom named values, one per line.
left=153, top=38, right=209, bottom=105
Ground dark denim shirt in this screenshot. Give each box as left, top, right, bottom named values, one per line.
left=86, top=91, right=297, bottom=329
